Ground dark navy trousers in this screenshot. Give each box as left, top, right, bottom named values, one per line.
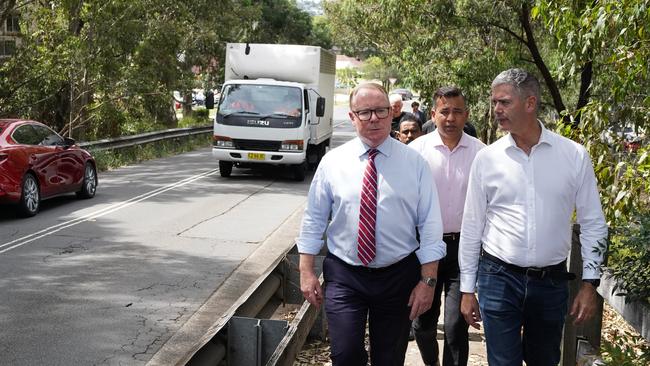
left=413, top=235, right=469, bottom=366
left=323, top=252, right=420, bottom=366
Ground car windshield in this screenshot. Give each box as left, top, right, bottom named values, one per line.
left=217, top=84, right=302, bottom=118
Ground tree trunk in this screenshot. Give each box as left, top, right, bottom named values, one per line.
left=519, top=3, right=568, bottom=121
left=183, top=93, right=193, bottom=117
left=574, top=61, right=593, bottom=126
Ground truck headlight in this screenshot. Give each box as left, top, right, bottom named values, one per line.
left=280, top=140, right=304, bottom=152
left=213, top=135, right=234, bottom=148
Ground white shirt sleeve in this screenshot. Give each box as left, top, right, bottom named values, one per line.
left=574, top=150, right=608, bottom=279
left=459, top=154, right=487, bottom=293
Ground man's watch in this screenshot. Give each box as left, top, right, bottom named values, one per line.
left=421, top=277, right=437, bottom=287
left=583, top=279, right=600, bottom=288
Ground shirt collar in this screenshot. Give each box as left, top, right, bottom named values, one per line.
left=506, top=120, right=553, bottom=149
left=355, top=136, right=394, bottom=158
left=432, top=129, right=469, bottom=150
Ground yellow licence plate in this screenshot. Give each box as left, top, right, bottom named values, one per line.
left=248, top=153, right=266, bottom=161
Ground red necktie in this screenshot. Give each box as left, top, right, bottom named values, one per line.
left=358, top=149, right=379, bottom=265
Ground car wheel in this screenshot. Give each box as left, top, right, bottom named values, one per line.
left=76, top=162, right=97, bottom=199
left=292, top=162, right=307, bottom=182
left=219, top=161, right=233, bottom=177
left=19, top=173, right=40, bottom=217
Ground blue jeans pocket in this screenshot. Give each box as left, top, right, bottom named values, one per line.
left=478, top=255, right=505, bottom=275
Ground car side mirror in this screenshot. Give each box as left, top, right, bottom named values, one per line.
left=316, top=97, right=326, bottom=117
left=205, top=91, right=215, bottom=109
left=63, top=137, right=76, bottom=147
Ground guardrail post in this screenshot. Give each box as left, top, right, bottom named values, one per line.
left=561, top=224, right=604, bottom=366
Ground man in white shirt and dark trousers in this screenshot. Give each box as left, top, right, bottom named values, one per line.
left=410, top=86, right=486, bottom=366
left=459, top=69, right=608, bottom=366
left=297, top=83, right=446, bottom=366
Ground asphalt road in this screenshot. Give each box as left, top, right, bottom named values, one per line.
left=0, top=107, right=356, bottom=365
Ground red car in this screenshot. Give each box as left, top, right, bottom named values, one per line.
left=0, top=119, right=97, bottom=217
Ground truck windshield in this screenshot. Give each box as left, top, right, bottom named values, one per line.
left=218, top=84, right=302, bottom=119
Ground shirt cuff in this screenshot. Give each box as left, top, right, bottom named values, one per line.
left=415, top=239, right=446, bottom=264
left=296, top=237, right=324, bottom=255
left=460, top=273, right=477, bottom=293
left=581, top=265, right=602, bottom=280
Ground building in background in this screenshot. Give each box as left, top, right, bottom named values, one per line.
left=1, top=12, right=21, bottom=60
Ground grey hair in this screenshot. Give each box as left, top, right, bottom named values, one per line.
left=389, top=93, right=403, bottom=104
left=491, top=68, right=541, bottom=109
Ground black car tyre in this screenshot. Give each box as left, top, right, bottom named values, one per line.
left=292, top=162, right=307, bottom=182
left=76, top=162, right=97, bottom=199
left=219, top=161, right=233, bottom=177
left=18, top=173, right=40, bottom=217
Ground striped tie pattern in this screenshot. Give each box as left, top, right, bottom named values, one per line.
left=358, top=148, right=379, bottom=265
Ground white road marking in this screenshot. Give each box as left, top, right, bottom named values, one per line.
left=0, top=168, right=219, bottom=255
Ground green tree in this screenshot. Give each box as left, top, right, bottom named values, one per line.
left=0, top=0, right=260, bottom=139
left=308, top=15, right=333, bottom=49
left=337, top=67, right=360, bottom=88
left=361, top=56, right=400, bottom=90
left=249, top=0, right=313, bottom=44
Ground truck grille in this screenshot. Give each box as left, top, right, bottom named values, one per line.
left=233, top=139, right=281, bottom=152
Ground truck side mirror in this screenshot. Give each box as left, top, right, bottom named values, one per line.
left=316, top=97, right=326, bottom=117
left=205, top=91, right=215, bottom=109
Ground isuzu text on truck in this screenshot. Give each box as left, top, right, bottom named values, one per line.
left=206, top=43, right=335, bottom=181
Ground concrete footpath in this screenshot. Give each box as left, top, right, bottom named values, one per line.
left=404, top=323, right=488, bottom=365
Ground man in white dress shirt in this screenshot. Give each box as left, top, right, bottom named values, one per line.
left=297, top=83, right=446, bottom=366
left=459, top=69, right=608, bottom=366
left=410, top=86, right=486, bottom=366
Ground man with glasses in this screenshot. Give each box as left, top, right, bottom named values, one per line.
left=410, top=86, right=485, bottom=366
left=297, top=83, right=446, bottom=366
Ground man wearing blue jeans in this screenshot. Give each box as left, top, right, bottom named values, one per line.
left=458, top=69, right=608, bottom=365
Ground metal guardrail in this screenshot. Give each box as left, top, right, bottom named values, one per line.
left=78, top=126, right=212, bottom=151
left=185, top=246, right=327, bottom=366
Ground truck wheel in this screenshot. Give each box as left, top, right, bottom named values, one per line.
left=292, top=162, right=307, bottom=182
left=219, top=161, right=233, bottom=177
left=317, top=143, right=327, bottom=165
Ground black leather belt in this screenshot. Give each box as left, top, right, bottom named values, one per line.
left=443, top=232, right=460, bottom=241
left=327, top=252, right=417, bottom=273
left=481, top=250, right=576, bottom=280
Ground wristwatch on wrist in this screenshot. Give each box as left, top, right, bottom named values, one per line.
left=421, top=277, right=437, bottom=287
left=583, top=278, right=600, bottom=288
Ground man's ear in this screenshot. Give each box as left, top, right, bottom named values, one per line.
left=526, top=95, right=537, bottom=112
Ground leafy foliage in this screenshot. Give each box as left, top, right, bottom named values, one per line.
left=91, top=133, right=210, bottom=171
left=606, top=204, right=650, bottom=303
left=538, top=1, right=650, bottom=301
left=601, top=330, right=650, bottom=366
left=0, top=0, right=325, bottom=141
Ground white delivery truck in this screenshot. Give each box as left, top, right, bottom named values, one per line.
left=207, top=43, right=335, bottom=181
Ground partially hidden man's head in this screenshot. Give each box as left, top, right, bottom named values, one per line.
left=348, top=83, right=392, bottom=148
left=398, top=116, right=423, bottom=144
left=389, top=94, right=404, bottom=118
